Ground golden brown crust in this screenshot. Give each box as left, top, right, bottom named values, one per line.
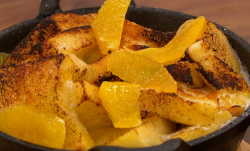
left=4, top=25, right=98, bottom=81
left=10, top=13, right=97, bottom=57
left=0, top=55, right=64, bottom=110
left=139, top=88, right=218, bottom=126
left=204, top=22, right=241, bottom=73
left=185, top=38, right=249, bottom=91
left=120, top=20, right=175, bottom=50
left=166, top=61, right=204, bottom=88
left=0, top=54, right=95, bottom=150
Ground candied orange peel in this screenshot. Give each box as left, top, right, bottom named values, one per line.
left=107, top=50, right=177, bottom=93
left=92, top=0, right=131, bottom=55
left=0, top=105, right=66, bottom=148
left=128, top=16, right=207, bottom=65
left=99, top=81, right=142, bottom=128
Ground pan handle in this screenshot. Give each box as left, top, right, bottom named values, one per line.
left=38, top=0, right=62, bottom=18
left=38, top=0, right=137, bottom=18
left=130, top=0, right=137, bottom=6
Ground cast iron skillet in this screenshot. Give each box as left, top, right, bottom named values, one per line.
left=1, top=0, right=250, bottom=151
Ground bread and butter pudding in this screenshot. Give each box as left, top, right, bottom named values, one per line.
left=0, top=0, right=249, bottom=150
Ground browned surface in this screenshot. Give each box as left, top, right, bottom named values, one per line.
left=0, top=0, right=250, bottom=150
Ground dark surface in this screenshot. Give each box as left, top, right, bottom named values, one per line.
left=1, top=0, right=250, bottom=151
left=90, top=139, right=191, bottom=151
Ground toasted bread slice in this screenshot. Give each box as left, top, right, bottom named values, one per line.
left=0, top=55, right=97, bottom=150
left=204, top=22, right=241, bottom=74
left=10, top=13, right=97, bottom=56
left=4, top=26, right=102, bottom=79
left=139, top=86, right=218, bottom=126
left=163, top=110, right=233, bottom=142
left=185, top=35, right=250, bottom=115
left=180, top=20, right=242, bottom=74
left=120, top=20, right=175, bottom=50
left=186, top=38, right=249, bottom=92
